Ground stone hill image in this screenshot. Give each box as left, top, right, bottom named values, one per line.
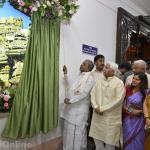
left=0, top=16, right=29, bottom=84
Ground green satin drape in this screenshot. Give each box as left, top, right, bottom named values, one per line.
left=2, top=14, right=60, bottom=139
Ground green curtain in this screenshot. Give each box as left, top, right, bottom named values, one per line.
left=2, top=13, right=60, bottom=139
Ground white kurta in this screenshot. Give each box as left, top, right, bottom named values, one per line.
left=125, top=73, right=150, bottom=87
left=89, top=76, right=125, bottom=147
left=62, top=72, right=94, bottom=125
left=61, top=72, right=94, bottom=150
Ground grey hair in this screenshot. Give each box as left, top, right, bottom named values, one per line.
left=106, top=61, right=119, bottom=75
left=84, top=59, right=94, bottom=71
left=133, top=60, right=147, bottom=70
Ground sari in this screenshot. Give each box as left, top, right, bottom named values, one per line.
left=123, top=88, right=145, bottom=150
left=145, top=91, right=150, bottom=150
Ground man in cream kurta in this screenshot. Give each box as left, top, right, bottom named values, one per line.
left=89, top=62, right=125, bottom=150
left=62, top=59, right=94, bottom=150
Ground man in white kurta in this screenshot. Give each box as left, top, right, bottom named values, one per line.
left=126, top=60, right=150, bottom=87
left=89, top=62, right=125, bottom=150
left=62, top=59, right=94, bottom=150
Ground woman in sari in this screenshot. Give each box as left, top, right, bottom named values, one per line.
left=144, top=90, right=150, bottom=150
left=123, top=72, right=148, bottom=150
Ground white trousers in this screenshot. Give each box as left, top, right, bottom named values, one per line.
left=62, top=120, right=87, bottom=150
left=94, top=139, right=115, bottom=150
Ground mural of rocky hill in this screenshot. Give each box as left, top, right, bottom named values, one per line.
left=0, top=16, right=29, bottom=84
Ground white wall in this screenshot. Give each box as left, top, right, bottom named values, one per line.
left=59, top=0, right=148, bottom=103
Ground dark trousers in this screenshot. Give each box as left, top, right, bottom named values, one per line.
left=87, top=106, right=95, bottom=150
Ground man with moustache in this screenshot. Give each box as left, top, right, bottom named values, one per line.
left=126, top=60, right=150, bottom=87
left=87, top=54, right=105, bottom=149
left=92, top=54, right=105, bottom=81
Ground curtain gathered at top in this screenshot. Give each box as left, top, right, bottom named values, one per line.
left=2, top=13, right=60, bottom=139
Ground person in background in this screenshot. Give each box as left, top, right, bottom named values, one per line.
left=92, top=54, right=105, bottom=81
left=123, top=73, right=148, bottom=150
left=146, top=61, right=150, bottom=74
left=119, top=62, right=132, bottom=83
left=87, top=54, right=105, bottom=150
left=126, top=60, right=150, bottom=87
left=143, top=90, right=150, bottom=150
left=62, top=59, right=94, bottom=150
left=89, top=62, right=125, bottom=150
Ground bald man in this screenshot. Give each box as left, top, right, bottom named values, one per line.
left=126, top=60, right=150, bottom=87
left=62, top=59, right=95, bottom=150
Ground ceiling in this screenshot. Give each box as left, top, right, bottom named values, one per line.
left=130, top=0, right=150, bottom=15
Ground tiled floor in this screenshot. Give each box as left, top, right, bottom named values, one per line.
left=28, top=137, right=95, bottom=150
left=28, top=137, right=62, bottom=150
left=28, top=137, right=120, bottom=150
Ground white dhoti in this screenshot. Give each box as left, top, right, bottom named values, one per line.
left=63, top=120, right=87, bottom=150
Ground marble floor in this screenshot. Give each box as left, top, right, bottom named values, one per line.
left=28, top=137, right=62, bottom=150
left=28, top=137, right=96, bottom=150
